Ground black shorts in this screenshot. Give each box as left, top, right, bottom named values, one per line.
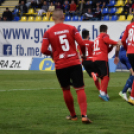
left=128, top=54, right=134, bottom=71
left=56, top=64, right=84, bottom=89
left=82, top=60, right=95, bottom=77
left=94, top=61, right=109, bottom=78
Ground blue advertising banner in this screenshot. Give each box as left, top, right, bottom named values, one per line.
left=108, top=58, right=117, bottom=72
left=30, top=58, right=55, bottom=71
left=116, top=61, right=127, bottom=70
left=30, top=58, right=117, bottom=72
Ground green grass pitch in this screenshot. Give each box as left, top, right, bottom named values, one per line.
left=0, top=71, right=134, bottom=134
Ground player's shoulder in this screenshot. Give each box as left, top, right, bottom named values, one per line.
left=83, top=40, right=89, bottom=44
left=57, top=23, right=74, bottom=28
left=88, top=40, right=94, bottom=45
left=100, top=33, right=109, bottom=38
left=62, top=23, right=72, bottom=27
left=83, top=40, right=94, bottom=45
left=63, top=23, right=76, bottom=30
left=127, top=22, right=134, bottom=28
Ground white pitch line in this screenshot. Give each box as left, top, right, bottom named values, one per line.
left=0, top=88, right=60, bottom=92
left=0, top=85, right=123, bottom=92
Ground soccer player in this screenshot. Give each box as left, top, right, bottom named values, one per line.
left=81, top=29, right=101, bottom=92
left=93, top=25, right=120, bottom=101
left=41, top=9, right=92, bottom=123
left=114, top=31, right=134, bottom=101
left=121, top=19, right=134, bottom=105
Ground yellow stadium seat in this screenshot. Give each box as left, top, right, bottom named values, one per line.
left=127, top=14, right=133, bottom=21
left=118, top=15, right=126, bottom=21
left=42, top=16, right=49, bottom=21
left=27, top=8, right=34, bottom=15
left=20, top=16, right=27, bottom=21
left=116, top=7, right=123, bottom=14
left=28, top=16, right=34, bottom=21
left=36, top=8, right=40, bottom=12
left=50, top=16, right=53, bottom=21
left=35, top=16, right=42, bottom=21
left=115, top=0, right=125, bottom=6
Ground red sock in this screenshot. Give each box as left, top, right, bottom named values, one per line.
left=101, top=76, right=109, bottom=94
left=76, top=88, right=87, bottom=116
left=95, top=73, right=99, bottom=77
left=130, top=81, right=134, bottom=98
left=62, top=89, right=76, bottom=117
left=94, top=79, right=101, bottom=91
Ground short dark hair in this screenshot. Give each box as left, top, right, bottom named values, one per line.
left=100, top=25, right=108, bottom=32
left=82, top=29, right=89, bottom=39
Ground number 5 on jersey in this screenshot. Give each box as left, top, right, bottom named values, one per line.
left=59, top=34, right=69, bottom=51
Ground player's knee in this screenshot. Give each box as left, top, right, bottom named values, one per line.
left=62, top=86, right=70, bottom=90
left=74, top=86, right=84, bottom=91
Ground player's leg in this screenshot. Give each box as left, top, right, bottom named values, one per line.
left=127, top=54, right=134, bottom=105
left=95, top=61, right=110, bottom=101
left=56, top=68, right=77, bottom=120
left=70, top=64, right=92, bottom=123
left=119, top=57, right=133, bottom=101
left=83, top=60, right=101, bottom=92
left=127, top=68, right=134, bottom=93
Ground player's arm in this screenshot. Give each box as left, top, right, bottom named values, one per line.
left=41, top=31, right=52, bottom=56
left=73, top=27, right=86, bottom=56
left=102, top=34, right=118, bottom=45
left=114, top=45, right=120, bottom=64
left=108, top=45, right=114, bottom=53
left=115, top=45, right=120, bottom=57
left=121, top=28, right=128, bottom=51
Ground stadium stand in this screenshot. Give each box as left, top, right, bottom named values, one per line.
left=0, top=0, right=134, bottom=21
left=109, top=7, right=117, bottom=14
left=111, top=15, right=118, bottom=20
left=42, top=16, right=49, bottom=21
left=115, top=0, right=125, bottom=7
left=72, top=15, right=79, bottom=21
left=35, top=15, right=42, bottom=21
left=27, top=16, right=34, bottom=21
left=127, top=14, right=133, bottom=20
left=118, top=15, right=126, bottom=20
left=0, top=0, right=18, bottom=20
left=102, top=7, right=109, bottom=14
left=108, top=0, right=116, bottom=6
left=26, top=8, right=35, bottom=15
left=20, top=15, right=27, bottom=21
left=103, top=15, right=109, bottom=21
left=65, top=15, right=71, bottom=21
left=116, top=7, right=124, bottom=14
left=49, top=16, right=53, bottom=21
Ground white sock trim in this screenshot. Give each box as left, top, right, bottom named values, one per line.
left=100, top=91, right=106, bottom=96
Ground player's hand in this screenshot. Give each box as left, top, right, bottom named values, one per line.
left=114, top=57, right=119, bottom=64
left=117, top=40, right=122, bottom=46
